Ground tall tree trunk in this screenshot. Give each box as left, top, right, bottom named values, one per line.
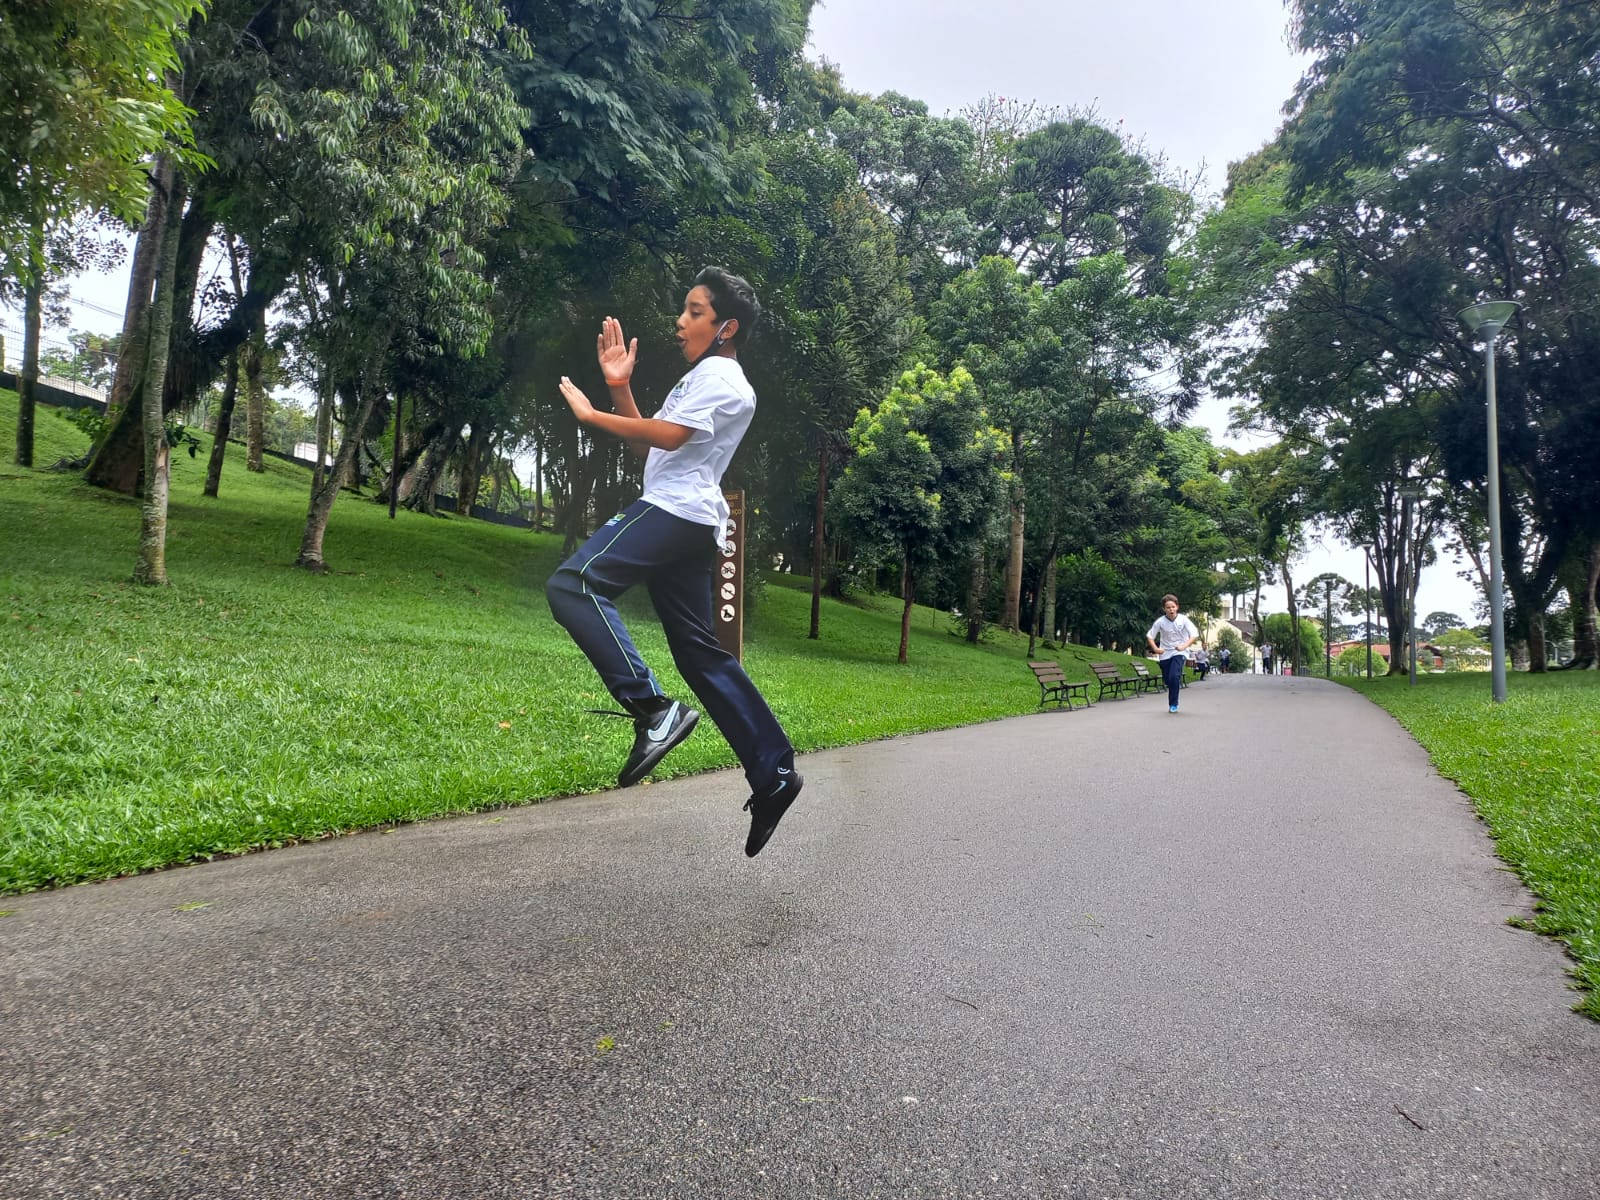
left=1041, top=538, right=1059, bottom=643
left=84, top=172, right=174, bottom=492
left=487, top=465, right=502, bottom=513
left=299, top=370, right=385, bottom=572
left=1526, top=611, right=1548, bottom=673
left=14, top=219, right=43, bottom=468
left=378, top=415, right=429, bottom=506
left=562, top=459, right=596, bottom=556
left=202, top=235, right=248, bottom=498
left=103, top=181, right=164, bottom=425
left=899, top=557, right=914, bottom=665
left=1249, top=573, right=1264, bottom=667
left=402, top=423, right=461, bottom=514
left=457, top=424, right=488, bottom=516
left=202, top=349, right=240, bottom=498
left=244, top=311, right=266, bottom=472
left=312, top=373, right=333, bottom=498
left=1001, top=433, right=1026, bottom=631
left=965, top=547, right=987, bottom=644
left=809, top=441, right=828, bottom=640
left=133, top=159, right=185, bottom=586
left=1559, top=541, right=1600, bottom=670
left=1282, top=560, right=1301, bottom=675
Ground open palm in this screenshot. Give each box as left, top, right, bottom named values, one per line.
left=597, top=315, right=637, bottom=384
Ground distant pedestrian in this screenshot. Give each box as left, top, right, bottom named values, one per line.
left=1193, top=645, right=1210, bottom=680
left=545, top=267, right=801, bottom=857
left=1218, top=646, right=1231, bottom=674
left=1261, top=645, right=1273, bottom=675
left=1146, top=595, right=1200, bottom=714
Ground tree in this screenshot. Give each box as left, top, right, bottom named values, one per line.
left=827, top=90, right=979, bottom=301
left=1297, top=572, right=1357, bottom=675
left=132, top=155, right=186, bottom=584
left=3, top=0, right=205, bottom=468
left=447, top=0, right=815, bottom=553
left=0, top=218, right=121, bottom=465
left=1335, top=643, right=1380, bottom=676
left=1431, top=627, right=1490, bottom=672
left=1274, top=0, right=1600, bottom=671
left=1261, top=611, right=1324, bottom=674
left=1216, top=626, right=1252, bottom=669
left=833, top=364, right=1007, bottom=663
left=1422, top=610, right=1466, bottom=640
left=926, top=258, right=1049, bottom=632
left=756, top=133, right=913, bottom=641
left=1226, top=443, right=1317, bottom=675
left=0, top=0, right=203, bottom=228
left=1555, top=541, right=1599, bottom=670
left=991, top=116, right=1186, bottom=295
left=83, top=0, right=527, bottom=499
left=37, top=330, right=122, bottom=393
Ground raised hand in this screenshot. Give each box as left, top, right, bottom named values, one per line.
left=558, top=376, right=595, bottom=424
left=596, top=315, right=638, bottom=386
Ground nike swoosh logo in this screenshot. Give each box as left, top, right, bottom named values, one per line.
left=645, top=703, right=678, bottom=743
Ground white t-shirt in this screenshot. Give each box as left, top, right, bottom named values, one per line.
left=1146, top=614, right=1198, bottom=661
left=642, top=356, right=755, bottom=537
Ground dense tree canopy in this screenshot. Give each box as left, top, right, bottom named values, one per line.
left=9, top=0, right=1590, bottom=667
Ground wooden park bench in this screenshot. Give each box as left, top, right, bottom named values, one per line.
left=1090, top=661, right=1139, bottom=702
left=1133, top=660, right=1187, bottom=694
left=1029, top=661, right=1090, bottom=710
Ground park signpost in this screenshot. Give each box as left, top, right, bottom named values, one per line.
left=717, top=489, right=744, bottom=662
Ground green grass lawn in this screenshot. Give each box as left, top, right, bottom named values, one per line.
left=1343, top=672, right=1600, bottom=1017
left=1, top=392, right=1102, bottom=895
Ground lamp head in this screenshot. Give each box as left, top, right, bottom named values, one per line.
left=1458, top=300, right=1520, bottom=338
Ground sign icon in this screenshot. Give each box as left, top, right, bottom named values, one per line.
left=720, top=604, right=736, bottom=622
left=720, top=582, right=736, bottom=601
left=720, top=561, right=736, bottom=579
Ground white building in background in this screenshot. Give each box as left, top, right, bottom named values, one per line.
left=292, top=442, right=335, bottom=468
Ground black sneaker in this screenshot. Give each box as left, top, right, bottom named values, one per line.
left=743, top=767, right=802, bottom=857
left=616, top=699, right=700, bottom=788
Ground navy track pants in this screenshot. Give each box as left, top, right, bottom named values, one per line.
left=546, top=499, right=793, bottom=791
left=1162, top=655, right=1185, bottom=707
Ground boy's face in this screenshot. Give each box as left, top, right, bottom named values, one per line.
left=676, top=285, right=734, bottom=363
left=1163, top=600, right=1179, bottom=619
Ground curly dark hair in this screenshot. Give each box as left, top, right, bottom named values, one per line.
left=692, top=266, right=761, bottom=347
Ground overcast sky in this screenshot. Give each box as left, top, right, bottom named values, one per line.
left=806, top=0, right=1308, bottom=197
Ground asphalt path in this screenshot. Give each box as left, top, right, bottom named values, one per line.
left=4, top=673, right=1598, bottom=1199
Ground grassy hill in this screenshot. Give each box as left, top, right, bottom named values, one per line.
left=0, top=392, right=1112, bottom=893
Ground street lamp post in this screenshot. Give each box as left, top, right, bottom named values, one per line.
left=1457, top=300, right=1520, bottom=704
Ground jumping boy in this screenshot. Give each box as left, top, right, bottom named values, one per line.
left=546, top=267, right=801, bottom=857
